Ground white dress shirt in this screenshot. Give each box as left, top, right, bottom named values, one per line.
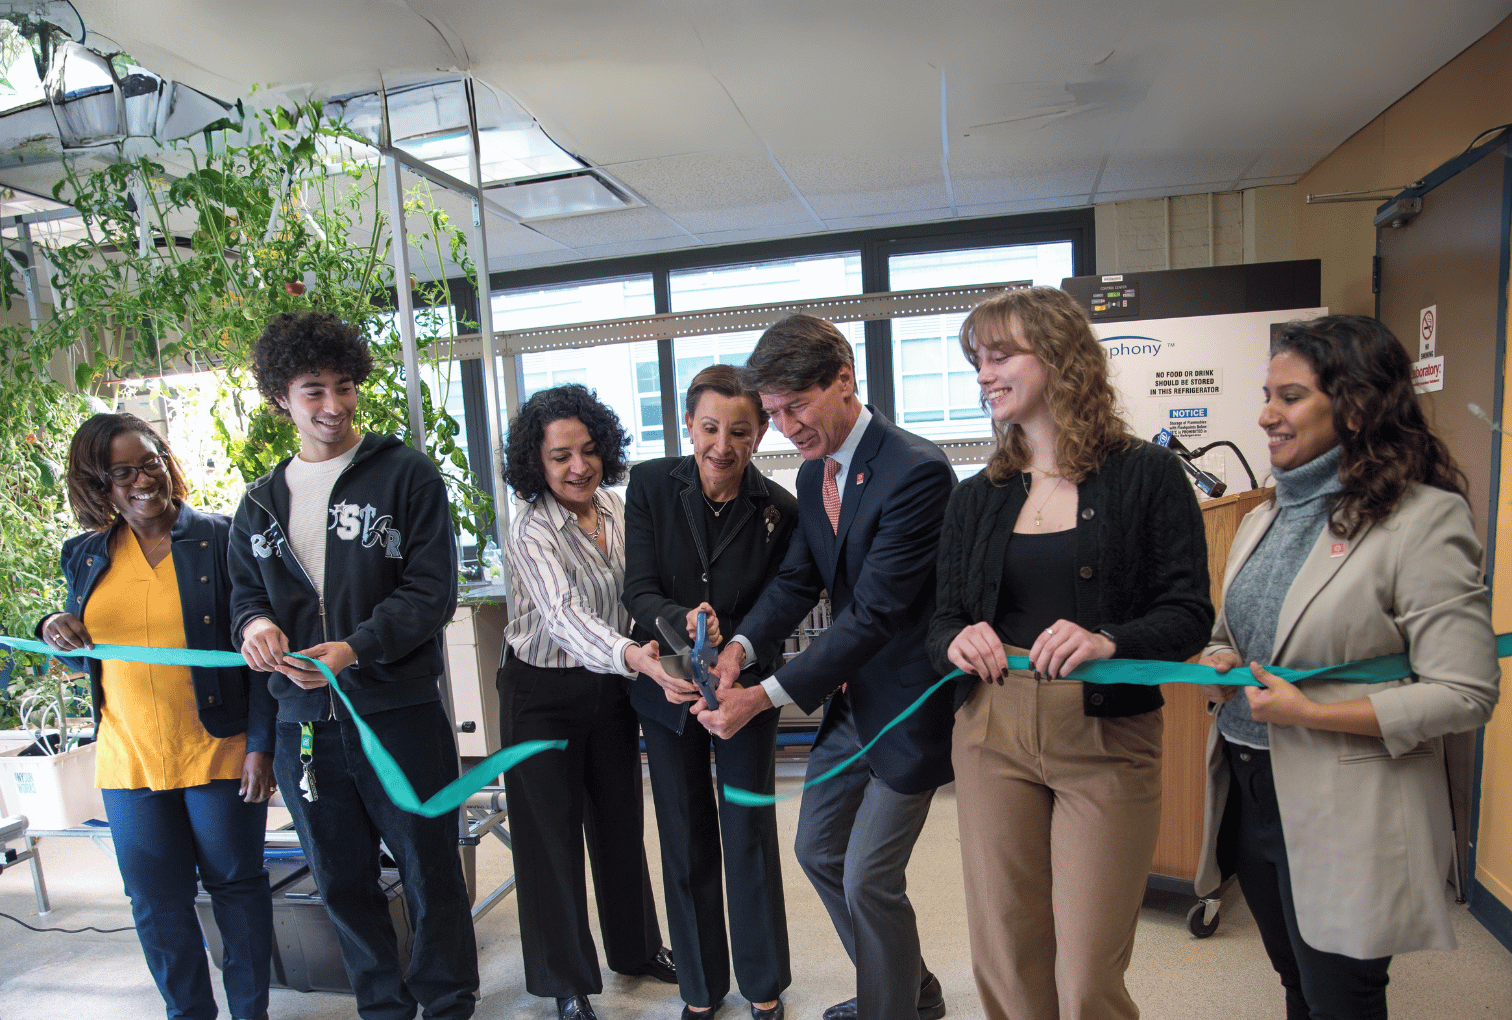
left=732, top=403, right=873, bottom=708
left=503, top=487, right=637, bottom=678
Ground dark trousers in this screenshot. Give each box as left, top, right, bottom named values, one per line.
left=273, top=703, right=479, bottom=1020
left=641, top=701, right=790, bottom=1008
left=793, top=692, right=936, bottom=1020
left=103, top=778, right=272, bottom=1020
left=500, top=654, right=663, bottom=998
left=1221, top=740, right=1392, bottom=1020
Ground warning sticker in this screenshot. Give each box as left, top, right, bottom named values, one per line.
left=1165, top=405, right=1211, bottom=442
left=1149, top=368, right=1222, bottom=397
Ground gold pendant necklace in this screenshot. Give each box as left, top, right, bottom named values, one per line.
left=1021, top=471, right=1065, bottom=528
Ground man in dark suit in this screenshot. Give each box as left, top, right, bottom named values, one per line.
left=696, top=313, right=956, bottom=1020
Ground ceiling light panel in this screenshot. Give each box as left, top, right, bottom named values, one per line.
left=487, top=171, right=637, bottom=221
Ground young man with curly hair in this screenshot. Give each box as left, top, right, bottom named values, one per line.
left=228, top=311, right=479, bottom=1020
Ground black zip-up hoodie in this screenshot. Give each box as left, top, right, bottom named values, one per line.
left=228, top=433, right=458, bottom=722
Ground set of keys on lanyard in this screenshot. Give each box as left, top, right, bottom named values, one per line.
left=299, top=721, right=318, bottom=802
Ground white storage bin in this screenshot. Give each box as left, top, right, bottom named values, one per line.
left=0, top=742, right=104, bottom=829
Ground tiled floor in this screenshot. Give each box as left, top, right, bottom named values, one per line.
left=2, top=771, right=1510, bottom=1019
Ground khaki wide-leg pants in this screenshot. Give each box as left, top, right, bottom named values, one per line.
left=953, top=669, right=1162, bottom=1020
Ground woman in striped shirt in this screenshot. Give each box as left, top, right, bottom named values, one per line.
left=499, top=383, right=678, bottom=1020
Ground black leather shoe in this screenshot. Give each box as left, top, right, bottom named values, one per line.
left=917, top=974, right=946, bottom=1020
left=750, top=1001, right=784, bottom=1020
left=621, top=945, right=676, bottom=983
left=822, top=999, right=856, bottom=1020
left=558, top=996, right=597, bottom=1020
left=683, top=1001, right=724, bottom=1020
left=822, top=974, right=945, bottom=1020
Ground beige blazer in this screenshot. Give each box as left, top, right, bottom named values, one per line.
left=1194, top=483, right=1500, bottom=958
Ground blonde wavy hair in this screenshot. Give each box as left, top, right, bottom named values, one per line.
left=958, top=286, right=1132, bottom=484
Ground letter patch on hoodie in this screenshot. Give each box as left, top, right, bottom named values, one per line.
left=250, top=524, right=287, bottom=560
left=329, top=502, right=404, bottom=559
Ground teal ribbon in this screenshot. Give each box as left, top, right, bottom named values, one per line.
left=0, top=636, right=565, bottom=819
left=14, top=632, right=1509, bottom=814
left=722, top=633, right=1512, bottom=807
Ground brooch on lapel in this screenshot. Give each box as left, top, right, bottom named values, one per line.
left=763, top=505, right=780, bottom=543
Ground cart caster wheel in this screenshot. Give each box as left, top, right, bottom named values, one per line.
left=1187, top=900, right=1220, bottom=938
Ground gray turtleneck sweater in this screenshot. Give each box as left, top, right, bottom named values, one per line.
left=1215, top=445, right=1345, bottom=748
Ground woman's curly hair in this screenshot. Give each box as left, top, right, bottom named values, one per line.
left=66, top=413, right=189, bottom=532
left=958, top=286, right=1132, bottom=484
left=1271, top=315, right=1466, bottom=538
left=504, top=384, right=631, bottom=502
left=252, top=311, right=373, bottom=416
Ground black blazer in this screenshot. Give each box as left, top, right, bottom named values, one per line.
left=736, top=410, right=957, bottom=795
left=623, top=456, right=800, bottom=734
left=926, top=441, right=1215, bottom=717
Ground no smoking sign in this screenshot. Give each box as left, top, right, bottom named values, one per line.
left=1420, top=304, right=1437, bottom=359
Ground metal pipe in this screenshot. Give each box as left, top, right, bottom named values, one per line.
left=384, top=154, right=426, bottom=450
left=464, top=77, right=511, bottom=560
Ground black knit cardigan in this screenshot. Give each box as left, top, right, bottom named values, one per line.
left=926, top=440, right=1215, bottom=717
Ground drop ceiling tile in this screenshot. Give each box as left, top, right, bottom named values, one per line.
left=955, top=196, right=1093, bottom=219
left=489, top=249, right=583, bottom=275
left=950, top=151, right=1102, bottom=209
left=572, top=235, right=707, bottom=261
left=603, top=153, right=817, bottom=234
left=526, top=206, right=691, bottom=249
left=485, top=217, right=580, bottom=258
left=692, top=223, right=827, bottom=248
left=778, top=154, right=948, bottom=221
left=820, top=208, right=957, bottom=233
left=1095, top=153, right=1254, bottom=196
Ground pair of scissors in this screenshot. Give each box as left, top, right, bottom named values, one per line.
left=654, top=611, right=720, bottom=709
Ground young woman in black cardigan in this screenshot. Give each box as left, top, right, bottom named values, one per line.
left=622, top=364, right=800, bottom=1020
left=926, top=287, right=1213, bottom=1020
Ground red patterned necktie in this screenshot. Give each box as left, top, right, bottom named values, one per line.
left=823, top=456, right=842, bottom=534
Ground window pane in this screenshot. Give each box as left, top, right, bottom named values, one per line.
left=886, top=242, right=1073, bottom=442
left=493, top=275, right=665, bottom=463
left=509, top=340, right=665, bottom=463
left=889, top=242, right=1074, bottom=291
left=670, top=253, right=861, bottom=311
left=669, top=254, right=865, bottom=454
left=492, top=274, right=654, bottom=329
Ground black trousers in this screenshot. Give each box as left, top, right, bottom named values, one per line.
left=500, top=653, right=663, bottom=998
left=641, top=700, right=790, bottom=1007
left=1220, top=739, right=1392, bottom=1020
left=274, top=704, right=479, bottom=1020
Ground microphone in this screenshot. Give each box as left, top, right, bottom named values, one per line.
left=1154, top=429, right=1227, bottom=498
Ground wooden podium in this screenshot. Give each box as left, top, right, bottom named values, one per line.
left=1148, top=487, right=1271, bottom=889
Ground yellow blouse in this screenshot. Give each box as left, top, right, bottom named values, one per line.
left=83, top=527, right=245, bottom=791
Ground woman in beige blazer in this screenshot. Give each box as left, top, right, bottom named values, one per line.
left=1194, top=315, right=1499, bottom=1020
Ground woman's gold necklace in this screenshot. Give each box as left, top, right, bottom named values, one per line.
left=1021, top=470, right=1065, bottom=528
left=138, top=528, right=171, bottom=562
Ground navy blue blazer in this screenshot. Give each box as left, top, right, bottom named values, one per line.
left=40, top=501, right=275, bottom=755
left=738, top=409, right=956, bottom=794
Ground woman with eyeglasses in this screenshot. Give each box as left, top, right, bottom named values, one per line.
left=39, top=412, right=276, bottom=1020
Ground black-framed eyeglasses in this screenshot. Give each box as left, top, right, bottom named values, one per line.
left=106, top=455, right=166, bottom=484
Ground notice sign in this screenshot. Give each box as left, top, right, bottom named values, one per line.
left=1412, top=355, right=1445, bottom=393
left=1166, top=405, right=1211, bottom=442
left=1149, top=368, right=1222, bottom=397
left=1420, top=305, right=1437, bottom=359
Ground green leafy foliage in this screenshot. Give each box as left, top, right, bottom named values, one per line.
left=0, top=99, right=495, bottom=725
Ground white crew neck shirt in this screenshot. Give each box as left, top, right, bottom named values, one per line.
left=283, top=443, right=361, bottom=599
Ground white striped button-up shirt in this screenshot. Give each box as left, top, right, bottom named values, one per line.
left=503, top=487, right=636, bottom=678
